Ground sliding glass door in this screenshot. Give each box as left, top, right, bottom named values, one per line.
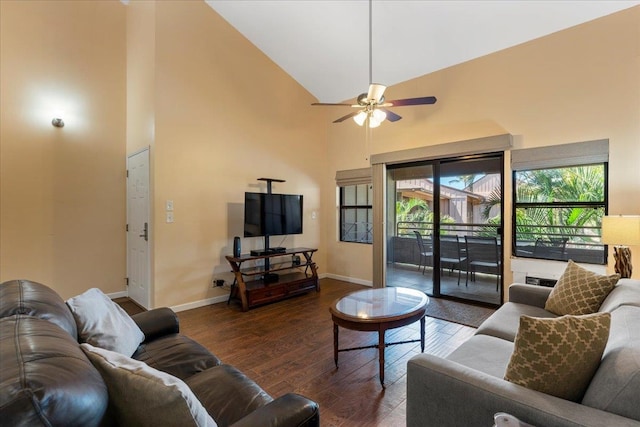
left=386, top=163, right=435, bottom=293
left=385, top=154, right=504, bottom=305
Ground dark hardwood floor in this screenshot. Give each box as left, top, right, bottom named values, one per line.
left=176, top=278, right=475, bottom=427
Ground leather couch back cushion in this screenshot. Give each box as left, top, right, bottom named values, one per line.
left=0, top=279, right=78, bottom=338
left=0, top=315, right=108, bottom=427
left=132, top=334, right=221, bottom=381
left=581, top=306, right=640, bottom=421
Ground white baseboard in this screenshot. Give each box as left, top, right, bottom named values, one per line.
left=170, top=295, right=229, bottom=313
left=323, top=273, right=372, bottom=287
left=171, top=274, right=335, bottom=311
left=106, top=290, right=128, bottom=299
left=124, top=273, right=352, bottom=313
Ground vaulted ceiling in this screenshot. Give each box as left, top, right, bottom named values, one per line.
left=206, top=1, right=639, bottom=103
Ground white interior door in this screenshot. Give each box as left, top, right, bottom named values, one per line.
left=127, top=148, right=151, bottom=309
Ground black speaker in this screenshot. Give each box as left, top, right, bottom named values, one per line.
left=233, top=236, right=241, bottom=257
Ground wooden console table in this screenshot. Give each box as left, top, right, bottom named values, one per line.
left=225, top=247, right=319, bottom=311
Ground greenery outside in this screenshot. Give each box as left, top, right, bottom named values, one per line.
left=515, top=165, right=605, bottom=246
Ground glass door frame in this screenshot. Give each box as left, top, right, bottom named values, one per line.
left=380, top=152, right=505, bottom=305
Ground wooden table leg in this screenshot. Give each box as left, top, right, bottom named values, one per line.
left=333, top=323, right=339, bottom=368
left=420, top=316, right=425, bottom=353
left=378, top=329, right=385, bottom=387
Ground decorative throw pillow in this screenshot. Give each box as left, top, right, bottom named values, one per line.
left=545, top=260, right=619, bottom=315
left=67, top=288, right=145, bottom=356
left=81, top=343, right=217, bottom=427
left=504, top=312, right=610, bottom=401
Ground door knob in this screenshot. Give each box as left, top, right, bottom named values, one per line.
left=139, top=222, right=148, bottom=241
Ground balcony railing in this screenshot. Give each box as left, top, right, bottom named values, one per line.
left=342, top=221, right=373, bottom=244
left=397, top=221, right=500, bottom=237
left=395, top=221, right=605, bottom=264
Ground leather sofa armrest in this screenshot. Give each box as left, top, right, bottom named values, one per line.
left=131, top=307, right=179, bottom=342
left=230, top=393, right=319, bottom=427
left=508, top=283, right=552, bottom=308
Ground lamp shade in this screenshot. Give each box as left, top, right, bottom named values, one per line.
left=353, top=111, right=367, bottom=126
left=602, top=215, right=640, bottom=246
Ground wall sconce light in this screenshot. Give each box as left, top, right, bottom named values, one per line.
left=602, top=215, right=640, bottom=278
left=51, top=118, right=64, bottom=128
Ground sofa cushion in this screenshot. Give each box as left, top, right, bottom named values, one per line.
left=598, top=279, right=640, bottom=313
left=0, top=315, right=108, bottom=427
left=475, top=302, right=556, bottom=342
left=545, top=260, right=619, bottom=316
left=67, top=288, right=145, bottom=356
left=81, top=343, right=217, bottom=427
left=132, top=333, right=221, bottom=381
left=446, top=334, right=514, bottom=378
left=0, top=279, right=78, bottom=338
left=186, top=364, right=273, bottom=427
left=504, top=312, right=610, bottom=402
left=581, top=305, right=640, bottom=421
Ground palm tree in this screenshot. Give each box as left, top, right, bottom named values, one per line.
left=396, top=197, right=456, bottom=235
left=448, top=174, right=478, bottom=191
left=515, top=165, right=604, bottom=243
left=396, top=198, right=431, bottom=235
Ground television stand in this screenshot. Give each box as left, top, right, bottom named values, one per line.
left=263, top=272, right=279, bottom=283
left=249, top=247, right=286, bottom=256
left=225, top=247, right=319, bottom=311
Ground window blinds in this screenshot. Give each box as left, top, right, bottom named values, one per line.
left=335, top=167, right=372, bottom=186
left=370, top=134, right=512, bottom=166
left=511, top=139, right=609, bottom=171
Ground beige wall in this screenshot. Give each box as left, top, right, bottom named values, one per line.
left=325, top=6, right=640, bottom=285
left=0, top=0, right=127, bottom=298
left=0, top=0, right=327, bottom=307
left=145, top=1, right=328, bottom=308
left=126, top=0, right=156, bottom=155
left=2, top=1, right=637, bottom=306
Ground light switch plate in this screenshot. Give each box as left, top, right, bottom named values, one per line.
left=166, top=212, right=174, bottom=223
left=166, top=200, right=174, bottom=211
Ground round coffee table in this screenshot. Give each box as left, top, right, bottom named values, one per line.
left=329, top=287, right=429, bottom=386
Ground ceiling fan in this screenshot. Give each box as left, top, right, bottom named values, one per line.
left=311, top=0, right=437, bottom=128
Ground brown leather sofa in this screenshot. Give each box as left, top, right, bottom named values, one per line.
left=0, top=279, right=320, bottom=426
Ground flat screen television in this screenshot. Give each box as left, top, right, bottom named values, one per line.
left=244, top=192, right=303, bottom=237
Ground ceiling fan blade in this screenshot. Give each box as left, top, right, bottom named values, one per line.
left=311, top=102, right=353, bottom=106
left=333, top=111, right=361, bottom=123
left=387, top=96, right=437, bottom=107
left=367, top=83, right=386, bottom=103
left=380, top=108, right=402, bottom=122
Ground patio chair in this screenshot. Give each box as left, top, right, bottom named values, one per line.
left=465, top=236, right=501, bottom=291
left=413, top=231, right=433, bottom=274
left=440, top=235, right=467, bottom=286
left=533, top=238, right=568, bottom=261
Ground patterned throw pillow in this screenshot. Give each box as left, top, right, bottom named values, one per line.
left=504, top=313, right=610, bottom=401
left=545, top=260, right=619, bottom=315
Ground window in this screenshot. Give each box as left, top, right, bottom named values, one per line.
left=512, top=163, right=607, bottom=263
left=340, top=184, right=373, bottom=243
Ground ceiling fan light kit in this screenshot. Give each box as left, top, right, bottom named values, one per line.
left=311, top=0, right=437, bottom=127
left=353, top=110, right=368, bottom=126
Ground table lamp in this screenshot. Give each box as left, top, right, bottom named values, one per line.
left=602, top=215, right=640, bottom=278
